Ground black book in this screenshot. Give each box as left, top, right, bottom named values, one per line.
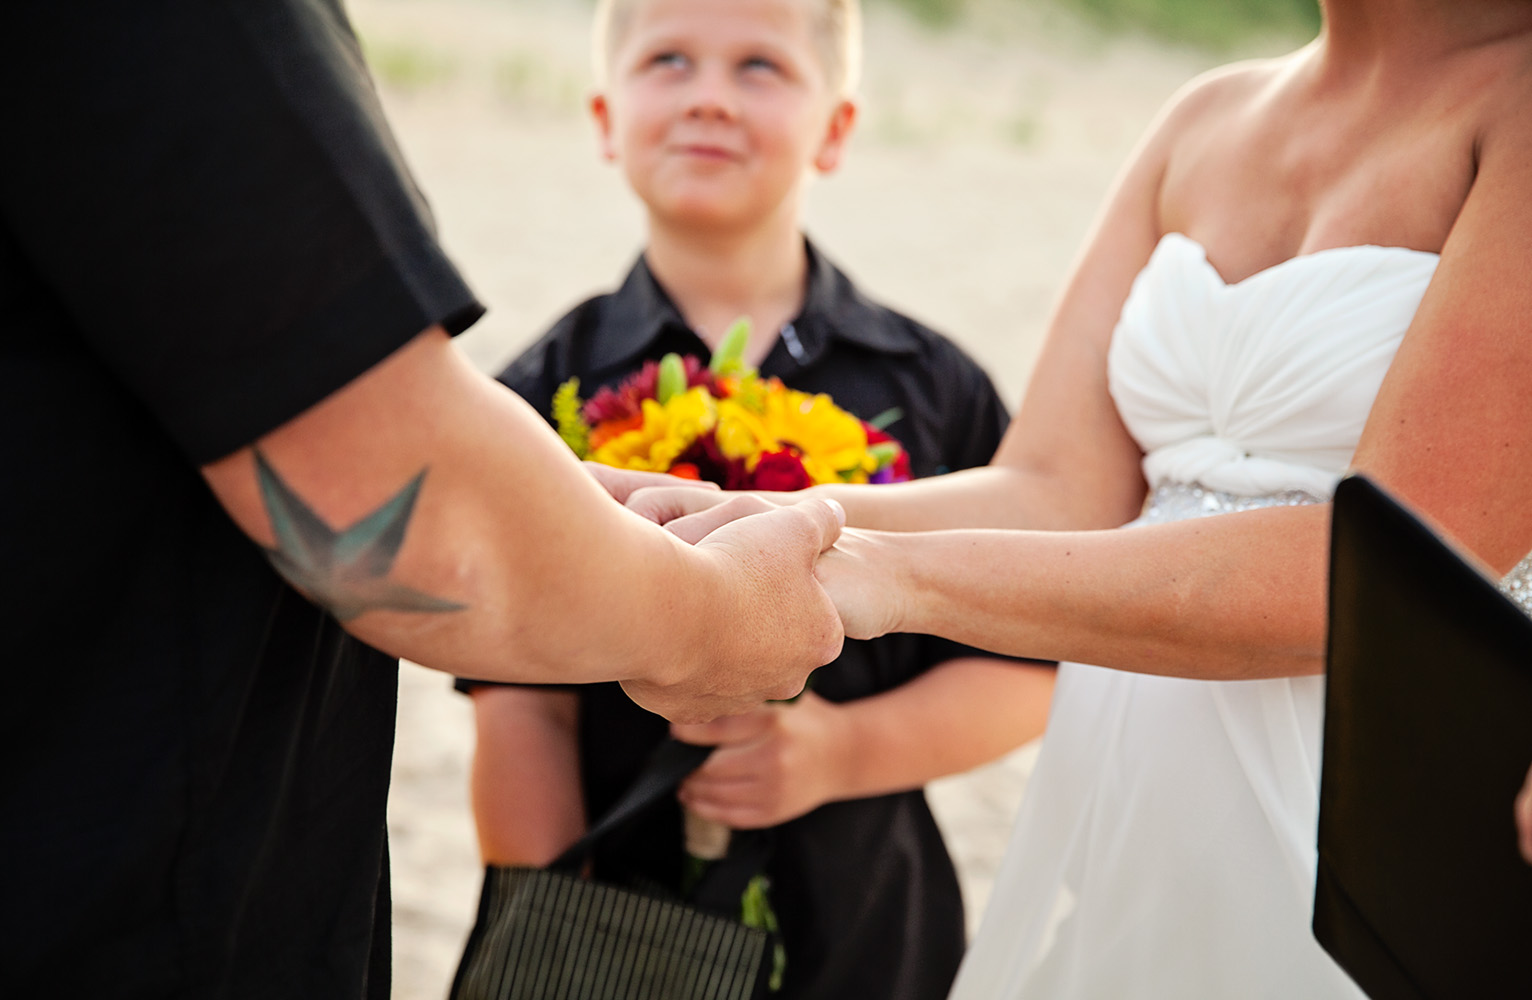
left=1315, top=475, right=1532, bottom=999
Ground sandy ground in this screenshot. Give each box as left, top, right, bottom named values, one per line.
left=355, top=1, right=1290, bottom=995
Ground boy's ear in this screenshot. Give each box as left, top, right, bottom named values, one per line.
left=812, top=99, right=858, bottom=175
left=591, top=93, right=619, bottom=162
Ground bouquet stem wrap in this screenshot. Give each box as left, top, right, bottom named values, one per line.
left=683, top=807, right=732, bottom=861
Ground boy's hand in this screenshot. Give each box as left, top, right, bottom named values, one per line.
left=619, top=498, right=847, bottom=724
left=672, top=691, right=850, bottom=829
left=583, top=462, right=720, bottom=504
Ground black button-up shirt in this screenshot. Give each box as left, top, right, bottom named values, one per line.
left=487, top=241, right=1017, bottom=1000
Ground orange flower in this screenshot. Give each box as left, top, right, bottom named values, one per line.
left=588, top=413, right=644, bottom=450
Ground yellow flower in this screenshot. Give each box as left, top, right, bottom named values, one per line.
left=716, top=382, right=874, bottom=485
left=714, top=397, right=772, bottom=462
left=591, top=387, right=716, bottom=471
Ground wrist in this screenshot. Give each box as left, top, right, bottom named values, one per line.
left=868, top=529, right=919, bottom=637
left=834, top=702, right=872, bottom=802
left=804, top=692, right=860, bottom=805
left=631, top=534, right=730, bottom=690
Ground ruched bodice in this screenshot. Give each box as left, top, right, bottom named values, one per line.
left=1108, top=233, right=1439, bottom=497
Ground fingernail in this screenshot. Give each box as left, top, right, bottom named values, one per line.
left=824, top=498, right=845, bottom=526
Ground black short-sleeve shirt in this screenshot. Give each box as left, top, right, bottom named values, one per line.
left=476, top=242, right=1017, bottom=1000
left=1, top=2, right=481, bottom=996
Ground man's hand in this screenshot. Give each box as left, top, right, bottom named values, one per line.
left=620, top=498, right=848, bottom=723
left=583, top=462, right=719, bottom=504
left=671, top=691, right=849, bottom=829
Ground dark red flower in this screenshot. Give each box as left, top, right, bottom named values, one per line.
left=673, top=436, right=746, bottom=489
left=750, top=450, right=813, bottom=491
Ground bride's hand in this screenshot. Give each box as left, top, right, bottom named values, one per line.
left=631, top=488, right=790, bottom=544
left=582, top=462, right=719, bottom=504
left=815, top=528, right=908, bottom=641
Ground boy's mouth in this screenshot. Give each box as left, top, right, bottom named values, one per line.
left=673, top=143, right=743, bottom=162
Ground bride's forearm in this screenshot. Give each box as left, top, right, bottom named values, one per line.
left=807, top=464, right=1139, bottom=533
left=868, top=504, right=1331, bottom=680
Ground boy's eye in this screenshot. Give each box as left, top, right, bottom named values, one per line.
left=740, top=56, right=781, bottom=74
left=649, top=51, right=689, bottom=70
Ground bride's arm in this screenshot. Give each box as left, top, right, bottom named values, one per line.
left=821, top=507, right=1330, bottom=679
left=821, top=66, right=1532, bottom=681
left=1347, top=77, right=1532, bottom=577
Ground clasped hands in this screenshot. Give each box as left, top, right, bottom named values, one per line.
left=586, top=462, right=899, bottom=645
left=583, top=465, right=900, bottom=821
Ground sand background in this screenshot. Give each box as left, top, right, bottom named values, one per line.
left=352, top=1, right=1299, bottom=994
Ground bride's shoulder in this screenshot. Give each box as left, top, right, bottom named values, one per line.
left=1122, top=51, right=1301, bottom=173
left=1477, top=38, right=1532, bottom=148
left=1154, top=54, right=1294, bottom=139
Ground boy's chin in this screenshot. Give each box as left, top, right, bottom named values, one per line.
left=652, top=199, right=775, bottom=235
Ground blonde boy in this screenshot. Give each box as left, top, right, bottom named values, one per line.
left=462, top=1, right=1056, bottom=996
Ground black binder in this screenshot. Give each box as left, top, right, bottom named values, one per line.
left=1316, top=475, right=1532, bottom=999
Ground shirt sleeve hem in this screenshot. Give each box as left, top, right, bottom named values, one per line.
left=183, top=250, right=484, bottom=465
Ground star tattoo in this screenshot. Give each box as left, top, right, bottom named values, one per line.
left=255, top=449, right=467, bottom=621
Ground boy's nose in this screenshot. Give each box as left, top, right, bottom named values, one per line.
left=683, top=64, right=739, bottom=121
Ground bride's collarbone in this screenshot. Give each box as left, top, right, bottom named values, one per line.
left=1158, top=47, right=1525, bottom=278
left=1160, top=137, right=1466, bottom=281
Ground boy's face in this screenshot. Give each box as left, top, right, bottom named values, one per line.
left=594, top=0, right=855, bottom=234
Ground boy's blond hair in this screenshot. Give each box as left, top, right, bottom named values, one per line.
left=592, top=0, right=862, bottom=98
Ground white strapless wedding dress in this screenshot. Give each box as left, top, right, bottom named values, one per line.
left=948, top=233, right=1442, bottom=999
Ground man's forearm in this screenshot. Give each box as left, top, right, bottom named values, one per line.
left=202, top=329, right=843, bottom=718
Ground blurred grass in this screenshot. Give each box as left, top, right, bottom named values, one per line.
left=359, top=36, right=461, bottom=91
left=876, top=0, right=1319, bottom=49
left=494, top=51, right=586, bottom=112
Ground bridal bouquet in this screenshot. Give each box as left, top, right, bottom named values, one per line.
left=554, top=319, right=911, bottom=990
left=553, top=319, right=911, bottom=489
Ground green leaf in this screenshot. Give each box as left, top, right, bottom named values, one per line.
left=657, top=353, right=687, bottom=405
left=867, top=407, right=903, bottom=430
left=709, top=317, right=752, bottom=376
left=868, top=442, right=901, bottom=468
left=740, top=874, right=786, bottom=991
left=552, top=378, right=590, bottom=458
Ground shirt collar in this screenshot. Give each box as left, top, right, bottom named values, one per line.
left=585, top=237, right=922, bottom=374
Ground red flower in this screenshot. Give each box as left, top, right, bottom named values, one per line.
left=750, top=450, right=813, bottom=491
left=673, top=435, right=750, bottom=489
left=583, top=356, right=721, bottom=425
